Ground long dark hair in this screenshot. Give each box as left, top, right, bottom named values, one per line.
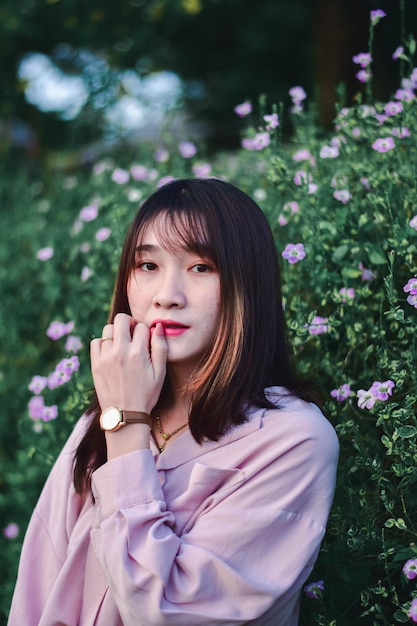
left=73, top=178, right=312, bottom=494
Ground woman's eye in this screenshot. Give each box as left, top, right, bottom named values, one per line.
left=191, top=263, right=211, bottom=273
left=137, top=261, right=157, bottom=271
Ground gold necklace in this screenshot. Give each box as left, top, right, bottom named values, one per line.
left=155, top=415, right=189, bottom=452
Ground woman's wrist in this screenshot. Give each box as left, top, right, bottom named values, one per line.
left=105, top=423, right=151, bottom=459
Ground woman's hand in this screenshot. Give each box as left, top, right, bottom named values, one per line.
left=90, top=313, right=168, bottom=415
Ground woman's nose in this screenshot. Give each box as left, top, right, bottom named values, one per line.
left=152, top=274, right=186, bottom=309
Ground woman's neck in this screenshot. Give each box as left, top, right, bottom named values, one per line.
left=153, top=370, right=191, bottom=428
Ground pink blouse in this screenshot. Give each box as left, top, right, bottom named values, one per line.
left=8, top=388, right=339, bottom=626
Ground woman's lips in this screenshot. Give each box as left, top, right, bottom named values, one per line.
left=162, top=326, right=189, bottom=336
left=150, top=320, right=189, bottom=336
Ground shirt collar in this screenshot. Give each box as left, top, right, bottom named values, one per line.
left=152, top=406, right=263, bottom=470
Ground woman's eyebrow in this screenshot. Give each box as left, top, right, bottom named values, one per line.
left=134, top=244, right=159, bottom=253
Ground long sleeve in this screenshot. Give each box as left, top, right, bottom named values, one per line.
left=90, top=399, right=339, bottom=626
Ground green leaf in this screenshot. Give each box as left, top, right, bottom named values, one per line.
left=396, top=425, right=417, bottom=438
left=332, top=244, right=349, bottom=263
left=368, top=249, right=387, bottom=265
left=393, top=608, right=410, bottom=623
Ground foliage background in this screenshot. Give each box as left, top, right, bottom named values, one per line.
left=2, top=1, right=417, bottom=625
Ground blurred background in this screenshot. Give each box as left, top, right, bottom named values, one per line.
left=1, top=0, right=414, bottom=165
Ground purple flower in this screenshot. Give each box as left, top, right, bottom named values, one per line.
left=263, top=113, right=279, bottom=130
left=357, top=388, right=377, bottom=410
left=292, top=170, right=317, bottom=195
left=356, top=69, right=372, bottom=83
left=79, top=203, right=99, bottom=222
left=282, top=243, right=306, bottom=264
left=241, top=133, right=270, bottom=151
left=234, top=101, right=252, bottom=117
left=41, top=404, right=58, bottom=421
left=359, top=262, right=375, bottom=281
left=111, top=168, right=129, bottom=184
left=65, top=335, right=83, bottom=353
left=330, top=384, right=351, bottom=402
left=95, top=227, right=111, bottom=242
left=308, top=316, right=329, bottom=335
left=372, top=137, right=395, bottom=153
left=293, top=170, right=312, bottom=186
left=352, top=52, right=372, bottom=68
left=284, top=201, right=299, bottom=215
left=154, top=149, right=170, bottom=163
left=303, top=580, right=324, bottom=600
left=28, top=395, right=45, bottom=420
left=334, top=190, right=352, bottom=204
left=320, top=145, right=339, bottom=159
left=157, top=175, right=175, bottom=188
left=404, top=278, right=417, bottom=295
left=375, top=113, right=388, bottom=125
left=36, top=247, right=54, bottom=261
left=392, top=127, right=410, bottom=138
left=278, top=201, right=300, bottom=225
left=46, top=320, right=75, bottom=340
left=407, top=294, right=417, bottom=308
left=3, top=523, right=19, bottom=539
left=384, top=101, right=403, bottom=116
left=28, top=375, right=48, bottom=395
left=56, top=355, right=80, bottom=375
left=340, top=287, right=355, bottom=302
left=370, top=380, right=395, bottom=401
left=192, top=163, right=212, bottom=177
left=178, top=141, right=197, bottom=158
left=392, top=46, right=404, bottom=61
left=409, top=216, right=417, bottom=231
left=81, top=266, right=93, bottom=282
left=47, top=369, right=71, bottom=389
left=289, top=86, right=307, bottom=104
left=395, top=88, right=415, bottom=102
left=409, top=598, right=417, bottom=623
left=370, top=9, right=386, bottom=25
left=292, top=149, right=315, bottom=164
left=130, top=164, right=150, bottom=180
left=402, top=558, right=417, bottom=580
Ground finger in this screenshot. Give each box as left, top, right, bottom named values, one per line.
left=113, top=313, right=136, bottom=344
left=150, top=322, right=168, bottom=376
left=90, top=336, right=103, bottom=370
left=131, top=321, right=151, bottom=349
left=101, top=323, right=114, bottom=340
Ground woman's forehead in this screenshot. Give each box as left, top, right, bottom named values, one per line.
left=137, top=210, right=209, bottom=251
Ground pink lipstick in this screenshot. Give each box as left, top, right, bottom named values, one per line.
left=150, top=319, right=189, bottom=336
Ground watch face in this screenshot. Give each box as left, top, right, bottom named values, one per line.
left=100, top=407, right=122, bottom=431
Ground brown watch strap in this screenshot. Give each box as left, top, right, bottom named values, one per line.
left=123, top=411, right=152, bottom=428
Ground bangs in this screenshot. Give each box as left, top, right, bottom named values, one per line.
left=137, top=208, right=218, bottom=265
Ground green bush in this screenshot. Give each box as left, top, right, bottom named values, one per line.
left=2, top=7, right=417, bottom=625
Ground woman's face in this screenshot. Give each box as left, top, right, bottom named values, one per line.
left=127, top=214, right=221, bottom=376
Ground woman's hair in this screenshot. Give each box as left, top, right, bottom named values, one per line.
left=73, top=178, right=312, bottom=494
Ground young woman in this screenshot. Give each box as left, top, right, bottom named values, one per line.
left=8, top=178, right=339, bottom=626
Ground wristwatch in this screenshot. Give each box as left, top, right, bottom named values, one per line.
left=99, top=407, right=152, bottom=432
